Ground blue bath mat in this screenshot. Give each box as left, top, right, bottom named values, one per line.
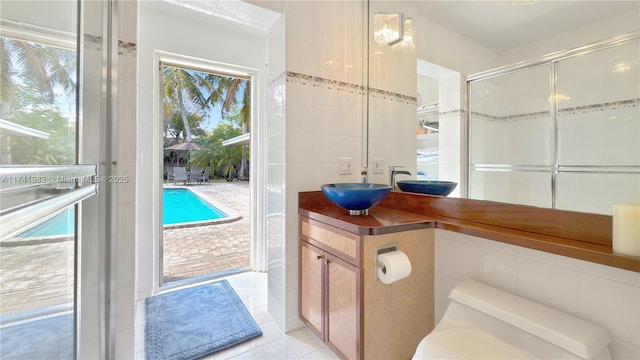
left=0, top=312, right=73, bottom=359
left=145, top=279, right=262, bottom=360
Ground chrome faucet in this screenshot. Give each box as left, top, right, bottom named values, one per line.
left=390, top=166, right=411, bottom=190
left=361, top=166, right=368, bottom=183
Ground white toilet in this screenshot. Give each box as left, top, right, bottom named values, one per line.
left=414, top=279, right=612, bottom=359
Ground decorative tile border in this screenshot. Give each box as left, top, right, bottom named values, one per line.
left=285, top=71, right=417, bottom=104
left=472, top=98, right=638, bottom=123
left=286, top=71, right=365, bottom=95
left=280, top=70, right=637, bottom=122
left=82, top=34, right=136, bottom=57
left=557, top=99, right=637, bottom=115
left=369, top=88, right=417, bottom=105
left=430, top=109, right=465, bottom=122
left=118, top=40, right=136, bottom=56
left=84, top=33, right=102, bottom=51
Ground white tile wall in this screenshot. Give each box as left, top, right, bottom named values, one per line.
left=114, top=0, right=138, bottom=357
left=434, top=229, right=640, bottom=359
left=271, top=0, right=367, bottom=332
left=266, top=13, right=287, bottom=331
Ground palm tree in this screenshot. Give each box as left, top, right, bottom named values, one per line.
left=162, top=66, right=208, bottom=143
left=1, top=37, right=76, bottom=165
left=205, top=74, right=250, bottom=179
left=190, top=124, right=242, bottom=180
left=1, top=38, right=75, bottom=105
left=161, top=68, right=250, bottom=178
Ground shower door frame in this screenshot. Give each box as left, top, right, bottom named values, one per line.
left=0, top=0, right=117, bottom=357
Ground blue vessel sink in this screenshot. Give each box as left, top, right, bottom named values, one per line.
left=321, top=183, right=391, bottom=215
left=396, top=180, right=458, bottom=196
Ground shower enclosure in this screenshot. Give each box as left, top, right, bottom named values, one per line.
left=468, top=32, right=640, bottom=215
left=0, top=1, right=115, bottom=358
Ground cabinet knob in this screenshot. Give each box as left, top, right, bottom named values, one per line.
left=316, top=255, right=323, bottom=260
left=326, top=259, right=331, bottom=265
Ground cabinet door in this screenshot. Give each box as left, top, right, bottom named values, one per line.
left=300, top=241, right=324, bottom=337
left=326, top=254, right=361, bottom=360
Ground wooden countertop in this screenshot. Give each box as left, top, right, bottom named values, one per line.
left=299, top=191, right=640, bottom=273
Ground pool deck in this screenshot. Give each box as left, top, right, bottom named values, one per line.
left=0, top=182, right=250, bottom=317
left=162, top=182, right=250, bottom=283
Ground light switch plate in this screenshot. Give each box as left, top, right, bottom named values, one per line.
left=339, top=157, right=352, bottom=175
left=373, top=158, right=384, bottom=174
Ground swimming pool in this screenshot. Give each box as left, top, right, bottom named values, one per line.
left=17, top=208, right=75, bottom=238
left=17, top=188, right=228, bottom=237
left=163, top=188, right=227, bottom=225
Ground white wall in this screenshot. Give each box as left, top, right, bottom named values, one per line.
left=0, top=0, right=77, bottom=33
left=416, top=13, right=496, bottom=78
left=497, top=10, right=640, bottom=66
left=434, top=229, right=640, bottom=359
left=111, top=1, right=139, bottom=358
left=266, top=12, right=286, bottom=333
left=136, top=2, right=267, bottom=299
left=269, top=0, right=366, bottom=332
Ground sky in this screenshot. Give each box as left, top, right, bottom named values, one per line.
left=174, top=68, right=248, bottom=133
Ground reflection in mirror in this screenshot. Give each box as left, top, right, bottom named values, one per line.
left=417, top=60, right=460, bottom=191
left=368, top=0, right=639, bottom=211
left=366, top=1, right=418, bottom=188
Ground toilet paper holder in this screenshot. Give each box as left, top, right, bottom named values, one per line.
left=375, top=242, right=398, bottom=280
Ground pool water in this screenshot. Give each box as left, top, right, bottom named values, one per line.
left=163, top=188, right=227, bottom=225
left=17, top=189, right=227, bottom=237
left=18, top=208, right=75, bottom=238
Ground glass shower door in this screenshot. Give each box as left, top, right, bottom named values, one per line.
left=0, top=1, right=100, bottom=358
left=468, top=34, right=639, bottom=214
left=555, top=41, right=640, bottom=214
left=468, top=64, right=553, bottom=207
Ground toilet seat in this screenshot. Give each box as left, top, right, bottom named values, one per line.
left=414, top=327, right=533, bottom=359
left=413, top=280, right=611, bottom=360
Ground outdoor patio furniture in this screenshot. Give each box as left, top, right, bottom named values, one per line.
left=166, top=166, right=174, bottom=181
left=173, top=167, right=188, bottom=185
left=193, top=167, right=210, bottom=184
left=188, top=167, right=202, bottom=184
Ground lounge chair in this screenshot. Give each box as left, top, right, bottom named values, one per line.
left=193, top=167, right=210, bottom=184
left=166, top=166, right=174, bottom=181
left=173, top=167, right=188, bottom=185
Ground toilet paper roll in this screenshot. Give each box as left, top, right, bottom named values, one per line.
left=377, top=250, right=412, bottom=284
left=613, top=202, right=640, bottom=257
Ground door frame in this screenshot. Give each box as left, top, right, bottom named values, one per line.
left=152, top=50, right=265, bottom=292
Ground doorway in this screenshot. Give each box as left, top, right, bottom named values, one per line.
left=158, top=56, right=254, bottom=287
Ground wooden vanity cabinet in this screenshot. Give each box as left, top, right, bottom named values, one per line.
left=299, top=216, right=433, bottom=360
left=299, top=219, right=363, bottom=360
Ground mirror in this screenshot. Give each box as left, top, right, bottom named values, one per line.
left=366, top=0, right=640, bottom=215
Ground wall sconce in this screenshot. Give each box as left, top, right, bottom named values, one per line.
left=374, top=12, right=414, bottom=51
left=374, top=13, right=403, bottom=45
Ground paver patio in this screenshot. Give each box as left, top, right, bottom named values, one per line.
left=162, top=181, right=251, bottom=283
left=0, top=181, right=250, bottom=317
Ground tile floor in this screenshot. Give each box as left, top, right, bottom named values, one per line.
left=135, top=271, right=340, bottom=360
